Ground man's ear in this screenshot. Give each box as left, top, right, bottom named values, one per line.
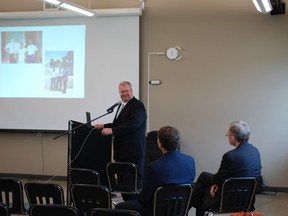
left=157, top=138, right=162, bottom=149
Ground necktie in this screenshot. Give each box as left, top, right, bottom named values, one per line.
left=116, top=103, right=124, bottom=119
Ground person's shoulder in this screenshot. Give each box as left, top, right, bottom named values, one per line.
left=246, top=143, right=261, bottom=154
left=147, top=158, right=162, bottom=171
left=172, top=150, right=194, bottom=161
left=223, top=148, right=236, bottom=159
left=181, top=152, right=195, bottom=163
left=226, top=142, right=259, bottom=157
left=239, top=142, right=259, bottom=151
left=130, top=97, right=144, bottom=104
left=128, top=97, right=146, bottom=107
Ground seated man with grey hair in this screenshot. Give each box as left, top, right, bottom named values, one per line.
left=190, top=120, right=262, bottom=216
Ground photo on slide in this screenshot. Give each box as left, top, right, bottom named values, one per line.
left=1, top=31, right=42, bottom=64
left=45, top=50, right=74, bottom=95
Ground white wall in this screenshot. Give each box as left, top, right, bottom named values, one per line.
left=0, top=133, right=67, bottom=176
left=141, top=13, right=288, bottom=187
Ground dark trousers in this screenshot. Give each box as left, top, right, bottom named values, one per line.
left=190, top=172, right=221, bottom=216
left=116, top=200, right=143, bottom=215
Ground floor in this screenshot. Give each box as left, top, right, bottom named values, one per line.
left=19, top=178, right=288, bottom=216
left=188, top=192, right=288, bottom=216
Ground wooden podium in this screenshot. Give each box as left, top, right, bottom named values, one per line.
left=67, top=120, right=112, bottom=204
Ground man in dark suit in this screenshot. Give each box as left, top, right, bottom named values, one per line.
left=95, top=81, right=147, bottom=195
left=115, top=126, right=196, bottom=215
left=190, top=120, right=262, bottom=216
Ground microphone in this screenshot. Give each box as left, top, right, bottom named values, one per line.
left=107, top=101, right=121, bottom=113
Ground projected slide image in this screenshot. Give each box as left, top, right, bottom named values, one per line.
left=0, top=25, right=85, bottom=98
left=1, top=31, right=42, bottom=64
left=44, top=51, right=74, bottom=95
left=0, top=17, right=138, bottom=130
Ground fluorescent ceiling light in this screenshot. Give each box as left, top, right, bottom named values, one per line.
left=60, top=2, right=94, bottom=17
left=42, top=0, right=95, bottom=17
left=252, top=0, right=273, bottom=13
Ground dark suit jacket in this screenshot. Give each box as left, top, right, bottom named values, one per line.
left=104, top=97, right=147, bottom=160
left=190, top=142, right=262, bottom=212
left=139, top=150, right=196, bottom=215
left=214, top=142, right=262, bottom=185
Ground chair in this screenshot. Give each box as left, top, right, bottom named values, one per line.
left=29, top=204, right=79, bottom=216
left=90, top=208, right=141, bottom=216
left=71, top=184, right=111, bottom=216
left=0, top=203, right=10, bottom=216
left=204, top=177, right=257, bottom=216
left=68, top=168, right=101, bottom=205
left=0, top=178, right=28, bottom=214
left=106, top=162, right=138, bottom=194
left=153, top=184, right=192, bottom=216
left=69, top=168, right=101, bottom=185
left=24, top=182, right=65, bottom=206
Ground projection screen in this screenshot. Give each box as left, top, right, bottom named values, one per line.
left=0, top=14, right=139, bottom=131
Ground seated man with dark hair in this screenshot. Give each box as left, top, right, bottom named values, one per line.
left=116, top=126, right=196, bottom=216
left=190, top=120, right=262, bottom=216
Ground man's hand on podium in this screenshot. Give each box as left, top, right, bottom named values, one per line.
left=101, top=128, right=112, bottom=136
left=95, top=124, right=112, bottom=136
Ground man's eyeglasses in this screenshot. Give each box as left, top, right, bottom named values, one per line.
left=119, top=90, right=131, bottom=94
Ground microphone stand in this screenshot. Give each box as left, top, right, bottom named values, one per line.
left=53, top=110, right=113, bottom=140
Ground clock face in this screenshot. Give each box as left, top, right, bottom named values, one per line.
left=166, top=47, right=179, bottom=60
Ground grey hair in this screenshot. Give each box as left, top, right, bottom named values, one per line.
left=119, top=81, right=132, bottom=88
left=229, top=121, right=250, bottom=143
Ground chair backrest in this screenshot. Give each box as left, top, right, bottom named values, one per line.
left=24, top=182, right=65, bottom=206
left=29, top=204, right=79, bottom=216
left=0, top=178, right=28, bottom=214
left=90, top=208, right=141, bottom=216
left=69, top=168, right=101, bottom=185
left=68, top=168, right=101, bottom=205
left=153, top=184, right=192, bottom=216
left=71, top=184, right=111, bottom=216
left=0, top=203, right=10, bottom=216
left=219, top=177, right=257, bottom=213
left=106, top=162, right=138, bottom=194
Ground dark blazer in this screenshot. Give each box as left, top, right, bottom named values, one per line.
left=189, top=142, right=261, bottom=213
left=105, top=97, right=147, bottom=160
left=214, top=142, right=262, bottom=186
left=139, top=150, right=196, bottom=215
